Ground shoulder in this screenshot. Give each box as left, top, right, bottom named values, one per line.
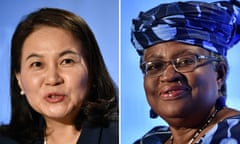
left=77, top=121, right=118, bottom=144
left=100, top=121, right=118, bottom=144
left=215, top=114, right=240, bottom=134
left=202, top=114, right=240, bottom=143
left=0, top=135, right=19, bottom=144
left=133, top=126, right=171, bottom=144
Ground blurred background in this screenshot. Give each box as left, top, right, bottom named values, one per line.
left=121, top=0, right=240, bottom=143
left=0, top=0, right=119, bottom=124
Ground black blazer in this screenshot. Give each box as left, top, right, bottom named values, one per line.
left=34, top=121, right=118, bottom=144
left=0, top=135, right=18, bottom=144
left=77, top=122, right=118, bottom=144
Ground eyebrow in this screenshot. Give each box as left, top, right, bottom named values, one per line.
left=59, top=50, right=80, bottom=57
left=25, top=50, right=80, bottom=62
left=25, top=53, right=43, bottom=61
left=143, top=49, right=196, bottom=61
left=171, top=49, right=195, bottom=58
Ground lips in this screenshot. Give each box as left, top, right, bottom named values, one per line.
left=159, top=85, right=190, bottom=100
left=45, top=92, right=66, bottom=103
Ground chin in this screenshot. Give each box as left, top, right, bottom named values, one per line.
left=43, top=109, right=72, bottom=119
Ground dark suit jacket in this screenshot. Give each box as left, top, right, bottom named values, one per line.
left=0, top=135, right=18, bottom=144
left=77, top=121, right=118, bottom=144
left=34, top=121, right=118, bottom=144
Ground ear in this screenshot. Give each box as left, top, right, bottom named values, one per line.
left=15, top=72, right=23, bottom=91
left=215, top=62, right=227, bottom=90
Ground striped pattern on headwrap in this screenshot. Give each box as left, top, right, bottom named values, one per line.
left=131, top=1, right=240, bottom=56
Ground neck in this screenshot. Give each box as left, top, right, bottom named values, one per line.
left=167, top=127, right=197, bottom=144
left=44, top=119, right=81, bottom=144
left=168, top=107, right=219, bottom=144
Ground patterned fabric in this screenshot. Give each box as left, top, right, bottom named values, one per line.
left=131, top=1, right=240, bottom=56
left=133, top=115, right=240, bottom=144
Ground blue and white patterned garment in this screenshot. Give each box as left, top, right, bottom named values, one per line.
left=133, top=115, right=240, bottom=144
left=131, top=1, right=240, bottom=56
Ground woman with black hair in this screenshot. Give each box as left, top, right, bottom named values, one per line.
left=0, top=8, right=118, bottom=144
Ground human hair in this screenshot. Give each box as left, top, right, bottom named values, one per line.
left=210, top=52, right=229, bottom=97
left=0, top=7, right=118, bottom=143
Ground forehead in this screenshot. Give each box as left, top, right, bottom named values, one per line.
left=24, top=26, right=75, bottom=43
left=143, top=42, right=210, bottom=60
left=22, top=26, right=81, bottom=54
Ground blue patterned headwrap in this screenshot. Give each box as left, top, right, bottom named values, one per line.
left=131, top=0, right=240, bottom=56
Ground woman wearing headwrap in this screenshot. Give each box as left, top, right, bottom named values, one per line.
left=131, top=0, right=240, bottom=143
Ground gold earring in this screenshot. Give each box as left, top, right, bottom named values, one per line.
left=20, top=90, right=25, bottom=95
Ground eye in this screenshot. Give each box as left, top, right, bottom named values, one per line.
left=176, top=56, right=196, bottom=67
left=151, top=61, right=165, bottom=70
left=61, top=59, right=75, bottom=65
left=30, top=61, right=42, bottom=68
left=143, top=61, right=165, bottom=73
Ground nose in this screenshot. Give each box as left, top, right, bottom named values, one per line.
left=45, top=65, right=63, bottom=86
left=159, top=64, right=181, bottom=83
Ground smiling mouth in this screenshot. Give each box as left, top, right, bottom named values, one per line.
left=160, top=87, right=191, bottom=100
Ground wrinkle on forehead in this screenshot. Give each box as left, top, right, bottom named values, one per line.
left=143, top=42, right=210, bottom=61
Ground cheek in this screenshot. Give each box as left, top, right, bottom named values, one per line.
left=187, top=69, right=218, bottom=99
left=66, top=71, right=89, bottom=100
left=21, top=74, right=42, bottom=94
left=144, top=77, right=158, bottom=101
left=20, top=75, right=43, bottom=110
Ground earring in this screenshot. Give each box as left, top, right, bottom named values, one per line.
left=216, top=96, right=226, bottom=110
left=150, top=109, right=158, bottom=119
left=178, top=80, right=182, bottom=86
left=20, top=90, right=25, bottom=95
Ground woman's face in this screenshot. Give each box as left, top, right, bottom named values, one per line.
left=143, top=42, right=221, bottom=126
left=16, top=26, right=89, bottom=122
